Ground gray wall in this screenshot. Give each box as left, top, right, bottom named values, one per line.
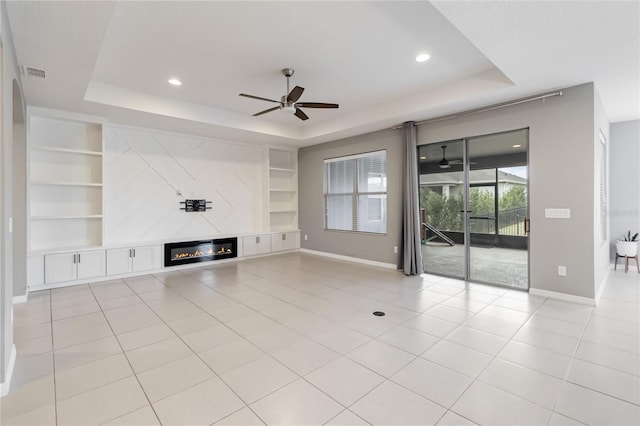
left=609, top=120, right=640, bottom=260
left=418, top=83, right=600, bottom=299
left=12, top=114, right=26, bottom=298
left=298, top=128, right=403, bottom=266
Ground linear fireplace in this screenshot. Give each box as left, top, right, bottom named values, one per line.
left=164, top=237, right=237, bottom=267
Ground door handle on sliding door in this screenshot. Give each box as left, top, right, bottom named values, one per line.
left=524, top=218, right=530, bottom=234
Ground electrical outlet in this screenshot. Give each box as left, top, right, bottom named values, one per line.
left=304, top=234, right=308, bottom=241
left=558, top=266, right=567, bottom=276
left=393, top=246, right=398, bottom=254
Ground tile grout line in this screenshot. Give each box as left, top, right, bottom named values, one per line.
left=172, top=266, right=387, bottom=423
left=86, top=279, right=165, bottom=426
left=122, top=271, right=272, bottom=425
left=49, top=290, right=59, bottom=426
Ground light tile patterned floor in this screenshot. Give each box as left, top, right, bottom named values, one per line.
left=2, top=252, right=639, bottom=425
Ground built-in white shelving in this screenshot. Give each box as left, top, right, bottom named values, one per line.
left=28, top=114, right=103, bottom=252
left=268, top=149, right=298, bottom=232
left=32, top=146, right=102, bottom=156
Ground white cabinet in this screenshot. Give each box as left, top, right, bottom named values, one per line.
left=271, top=231, right=300, bottom=252
left=242, top=235, right=271, bottom=256
left=27, top=255, right=45, bottom=287
left=28, top=113, right=103, bottom=252
left=45, top=249, right=106, bottom=284
left=106, top=245, right=160, bottom=276
left=269, top=149, right=298, bottom=232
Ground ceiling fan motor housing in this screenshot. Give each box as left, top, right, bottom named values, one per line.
left=282, top=68, right=295, bottom=78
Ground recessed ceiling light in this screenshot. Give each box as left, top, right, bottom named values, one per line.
left=416, top=53, right=431, bottom=63
left=512, top=144, right=522, bottom=148
left=168, top=78, right=182, bottom=86
left=420, top=156, right=427, bottom=160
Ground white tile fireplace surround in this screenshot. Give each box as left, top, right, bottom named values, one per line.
left=3, top=253, right=638, bottom=425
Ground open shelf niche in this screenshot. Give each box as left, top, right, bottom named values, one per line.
left=268, top=148, right=298, bottom=232
left=29, top=113, right=103, bottom=251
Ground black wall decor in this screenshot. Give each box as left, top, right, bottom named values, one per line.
left=180, top=199, right=212, bottom=212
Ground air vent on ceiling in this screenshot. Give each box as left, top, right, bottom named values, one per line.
left=23, top=66, right=46, bottom=79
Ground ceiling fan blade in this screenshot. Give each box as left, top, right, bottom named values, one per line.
left=287, top=86, right=305, bottom=103
left=239, top=93, right=280, bottom=103
left=253, top=106, right=281, bottom=116
left=294, top=107, right=309, bottom=121
left=296, top=102, right=339, bottom=109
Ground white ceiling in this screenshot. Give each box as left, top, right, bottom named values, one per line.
left=6, top=1, right=639, bottom=147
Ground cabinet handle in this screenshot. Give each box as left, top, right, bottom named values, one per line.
left=133, top=248, right=136, bottom=257
left=73, top=254, right=76, bottom=264
left=256, top=236, right=260, bottom=244
left=77, top=253, right=81, bottom=263
left=282, top=234, right=286, bottom=241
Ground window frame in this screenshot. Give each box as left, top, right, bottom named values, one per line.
left=323, top=150, right=387, bottom=234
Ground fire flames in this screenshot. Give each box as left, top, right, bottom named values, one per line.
left=172, top=246, right=232, bottom=261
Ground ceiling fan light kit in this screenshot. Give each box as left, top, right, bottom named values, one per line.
left=239, top=68, right=339, bottom=121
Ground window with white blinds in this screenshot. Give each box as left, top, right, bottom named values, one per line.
left=324, top=150, right=387, bottom=233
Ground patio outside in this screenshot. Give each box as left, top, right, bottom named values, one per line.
left=421, top=242, right=528, bottom=289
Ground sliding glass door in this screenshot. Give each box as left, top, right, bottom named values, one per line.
left=418, top=129, right=529, bottom=289
left=418, top=140, right=466, bottom=279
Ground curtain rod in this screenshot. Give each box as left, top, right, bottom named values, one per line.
left=392, top=90, right=563, bottom=129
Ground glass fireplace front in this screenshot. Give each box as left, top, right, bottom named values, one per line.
left=164, top=237, right=237, bottom=267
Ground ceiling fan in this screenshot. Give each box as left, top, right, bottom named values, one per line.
left=439, top=145, right=475, bottom=168
left=239, top=68, right=338, bottom=121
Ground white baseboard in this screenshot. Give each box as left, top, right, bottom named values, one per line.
left=12, top=294, right=28, bottom=304
left=594, top=266, right=612, bottom=306
left=1, top=344, right=17, bottom=396
left=529, top=288, right=596, bottom=306
left=300, top=249, right=397, bottom=270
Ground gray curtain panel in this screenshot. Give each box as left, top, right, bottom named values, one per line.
left=402, top=121, right=423, bottom=275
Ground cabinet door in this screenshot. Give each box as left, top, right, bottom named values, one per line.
left=27, top=255, right=45, bottom=287
left=243, top=236, right=259, bottom=256
left=106, top=248, right=132, bottom=276
left=45, top=252, right=77, bottom=284
left=271, top=233, right=284, bottom=252
left=283, top=232, right=300, bottom=250
left=131, top=245, right=160, bottom=272
left=76, top=250, right=106, bottom=280
left=257, top=234, right=271, bottom=254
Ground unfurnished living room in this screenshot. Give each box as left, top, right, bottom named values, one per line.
left=0, top=1, right=639, bottom=425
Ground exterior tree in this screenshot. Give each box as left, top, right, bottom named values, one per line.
left=421, top=184, right=527, bottom=234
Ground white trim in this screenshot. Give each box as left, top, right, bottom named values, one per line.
left=529, top=288, right=596, bottom=306
left=1, top=345, right=17, bottom=396
left=594, top=266, right=611, bottom=306
left=324, top=149, right=386, bottom=164
left=28, top=106, right=106, bottom=124
left=12, top=294, right=27, bottom=304
left=300, top=248, right=397, bottom=270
